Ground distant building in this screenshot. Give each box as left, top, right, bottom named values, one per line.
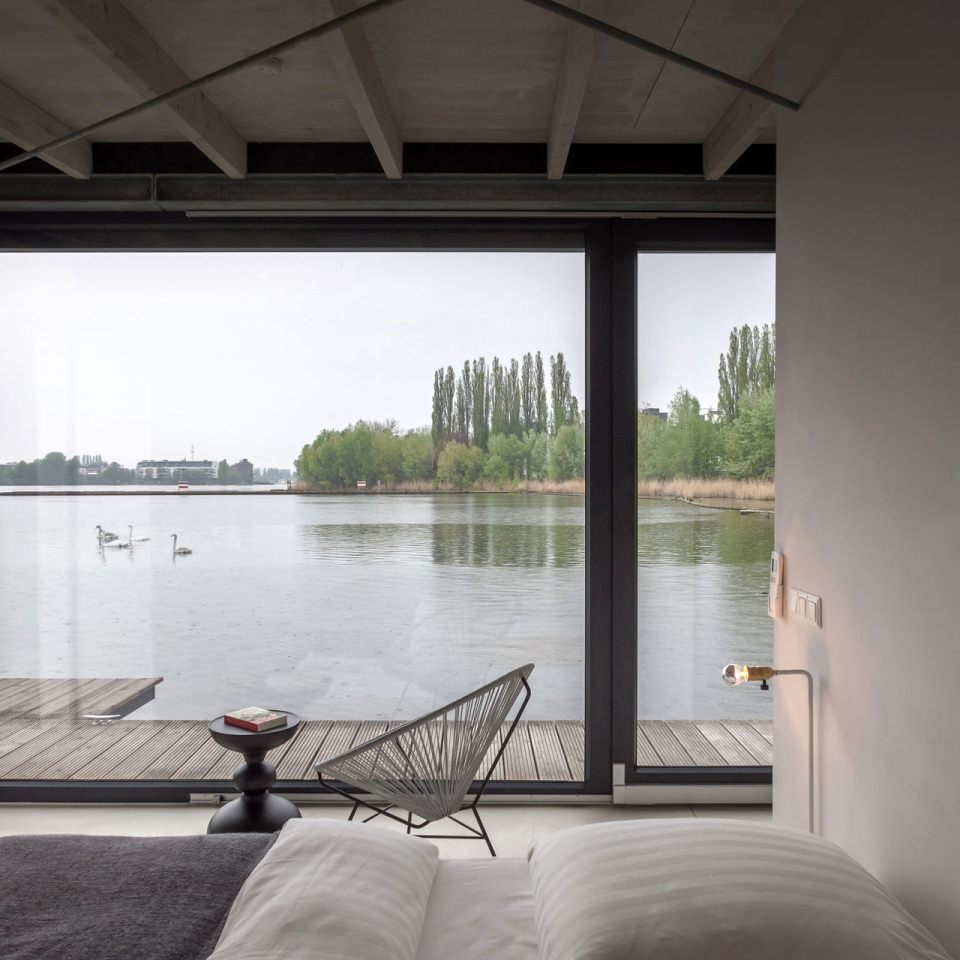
left=136, top=459, right=218, bottom=481
left=79, top=454, right=103, bottom=477
left=641, top=407, right=669, bottom=421
left=234, top=459, right=254, bottom=484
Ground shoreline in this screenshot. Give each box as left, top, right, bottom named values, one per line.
left=1, top=480, right=776, bottom=509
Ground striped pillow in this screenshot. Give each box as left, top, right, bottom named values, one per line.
left=528, top=819, right=951, bottom=960
left=208, top=818, right=439, bottom=960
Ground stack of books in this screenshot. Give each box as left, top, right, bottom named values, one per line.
left=223, top=706, right=288, bottom=732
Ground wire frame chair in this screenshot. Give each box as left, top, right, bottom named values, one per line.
left=316, top=664, right=534, bottom=856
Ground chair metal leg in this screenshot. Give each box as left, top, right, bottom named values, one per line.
left=347, top=801, right=359, bottom=821
left=471, top=804, right=496, bottom=857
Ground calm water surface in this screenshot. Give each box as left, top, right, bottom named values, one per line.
left=0, top=492, right=771, bottom=721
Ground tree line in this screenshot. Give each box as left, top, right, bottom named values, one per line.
left=0, top=452, right=135, bottom=485
left=638, top=324, right=776, bottom=481
left=296, top=350, right=585, bottom=489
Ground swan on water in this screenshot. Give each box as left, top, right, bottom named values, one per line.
left=95, top=524, right=118, bottom=543
left=128, top=525, right=150, bottom=544
left=171, top=533, right=193, bottom=556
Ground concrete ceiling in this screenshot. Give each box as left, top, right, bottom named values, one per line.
left=0, top=0, right=802, bottom=183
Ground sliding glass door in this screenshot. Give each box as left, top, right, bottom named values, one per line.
left=610, top=222, right=777, bottom=788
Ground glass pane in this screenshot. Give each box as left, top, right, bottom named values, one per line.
left=636, top=252, right=775, bottom=764
left=0, top=250, right=585, bottom=785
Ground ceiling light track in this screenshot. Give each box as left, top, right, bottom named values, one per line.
left=517, top=0, right=800, bottom=111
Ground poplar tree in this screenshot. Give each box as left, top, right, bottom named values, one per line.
left=521, top=352, right=535, bottom=431
left=534, top=351, right=548, bottom=434
left=443, top=366, right=455, bottom=442
left=717, top=323, right=776, bottom=423
left=506, top=359, right=522, bottom=436
left=471, top=357, right=490, bottom=450
left=490, top=357, right=507, bottom=435
left=431, top=369, right=445, bottom=450
left=550, top=352, right=575, bottom=433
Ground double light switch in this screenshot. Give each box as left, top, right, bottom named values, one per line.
left=789, top=588, right=821, bottom=626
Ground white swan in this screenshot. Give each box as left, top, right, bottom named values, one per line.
left=96, top=524, right=118, bottom=543
left=103, top=537, right=130, bottom=549
left=171, top=533, right=193, bottom=556
left=128, top=525, right=150, bottom=544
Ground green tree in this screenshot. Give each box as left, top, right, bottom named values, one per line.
left=471, top=357, right=490, bottom=450
left=490, top=357, right=507, bottom=436
left=400, top=430, right=434, bottom=481
left=101, top=462, right=134, bottom=484
left=534, top=351, right=548, bottom=434
left=520, top=352, right=535, bottom=431
left=482, top=453, right=511, bottom=483
left=637, top=411, right=669, bottom=479
left=528, top=432, right=551, bottom=480
left=505, top=359, right=522, bottom=436
left=548, top=423, right=584, bottom=481
left=488, top=432, right=528, bottom=479
left=338, top=421, right=379, bottom=483
left=372, top=425, right=403, bottom=483
left=11, top=460, right=38, bottom=484
left=663, top=388, right=721, bottom=477
left=436, top=441, right=486, bottom=488
left=431, top=369, right=446, bottom=452
left=39, top=451, right=67, bottom=484
left=717, top=323, right=776, bottom=423
left=724, top=387, right=776, bottom=478
left=549, top=352, right=579, bottom=433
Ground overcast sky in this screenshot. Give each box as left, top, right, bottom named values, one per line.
left=0, top=251, right=773, bottom=469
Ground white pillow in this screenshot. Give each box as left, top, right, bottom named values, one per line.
left=208, top=818, right=439, bottom=960
left=528, top=818, right=952, bottom=960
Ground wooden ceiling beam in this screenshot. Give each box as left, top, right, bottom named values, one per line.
left=312, top=0, right=403, bottom=179
left=38, top=0, right=247, bottom=178
left=703, top=51, right=776, bottom=181
left=0, top=79, right=92, bottom=178
left=547, top=0, right=604, bottom=181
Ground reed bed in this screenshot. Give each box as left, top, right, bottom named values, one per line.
left=295, top=477, right=772, bottom=500
left=638, top=477, right=775, bottom=501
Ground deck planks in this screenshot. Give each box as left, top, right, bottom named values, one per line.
left=0, top=717, right=773, bottom=782
left=0, top=677, right=162, bottom=720
left=555, top=720, right=585, bottom=780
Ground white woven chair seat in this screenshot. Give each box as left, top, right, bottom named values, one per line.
left=317, top=664, right=534, bottom=823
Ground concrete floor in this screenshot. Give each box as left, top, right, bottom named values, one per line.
left=0, top=802, right=771, bottom=858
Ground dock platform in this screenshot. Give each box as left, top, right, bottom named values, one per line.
left=0, top=677, right=162, bottom=722
left=0, top=714, right=771, bottom=783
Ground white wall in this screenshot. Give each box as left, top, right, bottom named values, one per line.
left=774, top=0, right=960, bottom=957
left=775, top=0, right=960, bottom=952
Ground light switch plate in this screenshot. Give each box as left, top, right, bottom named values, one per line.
left=789, top=588, right=822, bottom=627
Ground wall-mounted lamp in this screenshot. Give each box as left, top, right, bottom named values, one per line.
left=722, top=663, right=815, bottom=834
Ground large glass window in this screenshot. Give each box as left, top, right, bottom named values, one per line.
left=0, top=249, right=586, bottom=786
left=635, top=253, right=775, bottom=765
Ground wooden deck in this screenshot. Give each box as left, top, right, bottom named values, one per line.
left=0, top=717, right=771, bottom=783
left=0, top=677, right=162, bottom=721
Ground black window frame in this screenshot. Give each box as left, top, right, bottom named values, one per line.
left=0, top=214, right=772, bottom=802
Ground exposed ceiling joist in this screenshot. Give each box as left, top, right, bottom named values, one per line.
left=0, top=79, right=92, bottom=179
left=38, top=0, right=248, bottom=178
left=313, top=0, right=403, bottom=179
left=703, top=52, right=776, bottom=181
left=547, top=0, right=603, bottom=181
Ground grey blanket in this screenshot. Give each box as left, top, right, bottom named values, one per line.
left=0, top=832, right=276, bottom=960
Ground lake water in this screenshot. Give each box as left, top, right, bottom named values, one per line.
left=0, top=491, right=772, bottom=722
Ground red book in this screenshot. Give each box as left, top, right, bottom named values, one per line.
left=224, top=707, right=287, bottom=732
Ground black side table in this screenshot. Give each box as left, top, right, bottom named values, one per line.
left=206, top=712, right=302, bottom=834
